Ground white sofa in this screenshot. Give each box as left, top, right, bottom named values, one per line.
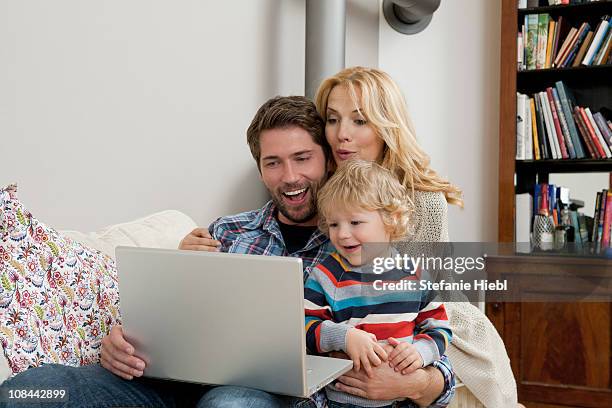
left=0, top=210, right=484, bottom=407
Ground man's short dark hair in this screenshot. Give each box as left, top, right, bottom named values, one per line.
left=246, top=96, right=330, bottom=170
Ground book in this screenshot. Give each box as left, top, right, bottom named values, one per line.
left=554, top=27, right=578, bottom=67
left=541, top=92, right=561, bottom=158
left=525, top=95, right=533, bottom=160
left=573, top=108, right=598, bottom=158
left=583, top=15, right=610, bottom=65
left=545, top=20, right=556, bottom=68
left=530, top=98, right=541, bottom=160
left=552, top=87, right=576, bottom=158
left=593, top=112, right=612, bottom=149
left=546, top=88, right=569, bottom=158
left=555, top=81, right=585, bottom=158
left=600, top=31, right=612, bottom=64
left=551, top=16, right=566, bottom=63
left=596, top=189, right=608, bottom=248
left=585, top=108, right=612, bottom=158
left=517, top=93, right=527, bottom=160
left=518, top=32, right=525, bottom=70
left=572, top=30, right=594, bottom=67
left=602, top=192, right=612, bottom=248
left=594, top=29, right=612, bottom=65
left=534, top=93, right=551, bottom=158
left=526, top=14, right=539, bottom=70
left=537, top=14, right=550, bottom=69
left=579, top=107, right=607, bottom=158
left=593, top=191, right=602, bottom=244
left=561, top=22, right=590, bottom=67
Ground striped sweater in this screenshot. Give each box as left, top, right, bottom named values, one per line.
left=304, top=252, right=452, bottom=406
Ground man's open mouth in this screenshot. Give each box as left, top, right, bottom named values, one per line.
left=282, top=187, right=308, bottom=203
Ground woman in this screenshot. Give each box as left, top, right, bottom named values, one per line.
left=314, top=66, right=462, bottom=243
left=314, top=66, right=517, bottom=408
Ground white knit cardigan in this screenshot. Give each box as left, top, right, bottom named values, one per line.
left=411, top=191, right=518, bottom=408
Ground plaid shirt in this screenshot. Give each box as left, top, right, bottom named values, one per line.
left=207, top=200, right=455, bottom=407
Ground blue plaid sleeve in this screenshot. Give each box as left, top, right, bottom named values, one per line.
left=429, top=355, right=456, bottom=408
left=400, top=354, right=455, bottom=408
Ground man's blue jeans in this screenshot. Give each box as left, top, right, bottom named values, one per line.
left=0, top=365, right=315, bottom=408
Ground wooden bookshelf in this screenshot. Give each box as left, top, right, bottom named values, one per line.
left=494, top=1, right=612, bottom=406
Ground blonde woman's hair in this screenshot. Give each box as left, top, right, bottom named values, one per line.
left=315, top=66, right=463, bottom=207
left=317, top=159, right=412, bottom=241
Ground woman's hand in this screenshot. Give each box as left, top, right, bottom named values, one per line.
left=345, top=328, right=388, bottom=378
left=387, top=337, right=424, bottom=375
left=100, top=326, right=146, bottom=380
left=178, top=228, right=221, bottom=251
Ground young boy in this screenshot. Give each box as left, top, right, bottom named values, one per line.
left=304, top=160, right=452, bottom=408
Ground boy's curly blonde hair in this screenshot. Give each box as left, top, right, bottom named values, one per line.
left=317, top=159, right=413, bottom=241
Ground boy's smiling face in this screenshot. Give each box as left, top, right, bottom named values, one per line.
left=326, top=205, right=391, bottom=267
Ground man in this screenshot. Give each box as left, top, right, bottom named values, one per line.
left=180, top=96, right=455, bottom=408
left=2, top=96, right=454, bottom=408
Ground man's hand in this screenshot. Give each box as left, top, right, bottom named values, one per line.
left=345, top=328, right=388, bottom=378
left=178, top=228, right=221, bottom=251
left=335, top=343, right=442, bottom=406
left=387, top=337, right=424, bottom=375
left=100, top=326, right=146, bottom=380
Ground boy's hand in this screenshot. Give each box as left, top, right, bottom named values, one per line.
left=387, top=337, right=423, bottom=375
left=346, top=328, right=388, bottom=378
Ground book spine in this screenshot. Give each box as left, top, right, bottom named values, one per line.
left=594, top=29, right=612, bottom=65
left=526, top=14, right=539, bottom=70
left=555, top=27, right=578, bottom=67
left=583, top=17, right=610, bottom=66
left=534, top=93, right=550, bottom=159
left=601, top=31, right=612, bottom=64
left=545, top=20, right=556, bottom=68
left=602, top=192, right=612, bottom=248
left=537, top=14, right=550, bottom=69
left=585, top=108, right=612, bottom=158
left=562, top=23, right=589, bottom=67
left=597, top=189, right=608, bottom=248
left=579, top=107, right=606, bottom=158
left=573, top=108, right=598, bottom=158
left=593, top=192, right=602, bottom=244
left=555, top=81, right=585, bottom=158
left=518, top=32, right=524, bottom=70
left=551, top=16, right=564, bottom=63
left=541, top=92, right=561, bottom=159
left=525, top=94, right=533, bottom=160
left=517, top=93, right=526, bottom=160
left=593, top=112, right=612, bottom=149
left=573, top=30, right=594, bottom=67
left=546, top=88, right=569, bottom=158
left=552, top=88, right=576, bottom=158
left=530, top=98, right=541, bottom=160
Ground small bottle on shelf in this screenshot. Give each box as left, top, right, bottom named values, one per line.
left=532, top=187, right=555, bottom=250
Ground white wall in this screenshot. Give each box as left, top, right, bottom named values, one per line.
left=379, top=0, right=501, bottom=242
left=1, top=0, right=501, bottom=243
left=0, top=0, right=305, bottom=230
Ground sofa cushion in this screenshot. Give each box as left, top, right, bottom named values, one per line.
left=61, top=210, right=198, bottom=260
left=0, top=184, right=121, bottom=375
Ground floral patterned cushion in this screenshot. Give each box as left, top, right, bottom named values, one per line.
left=0, top=184, right=121, bottom=375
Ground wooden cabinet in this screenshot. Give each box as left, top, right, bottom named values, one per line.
left=495, top=1, right=612, bottom=405
left=486, top=254, right=612, bottom=407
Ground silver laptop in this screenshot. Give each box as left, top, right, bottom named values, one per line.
left=116, top=246, right=352, bottom=397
